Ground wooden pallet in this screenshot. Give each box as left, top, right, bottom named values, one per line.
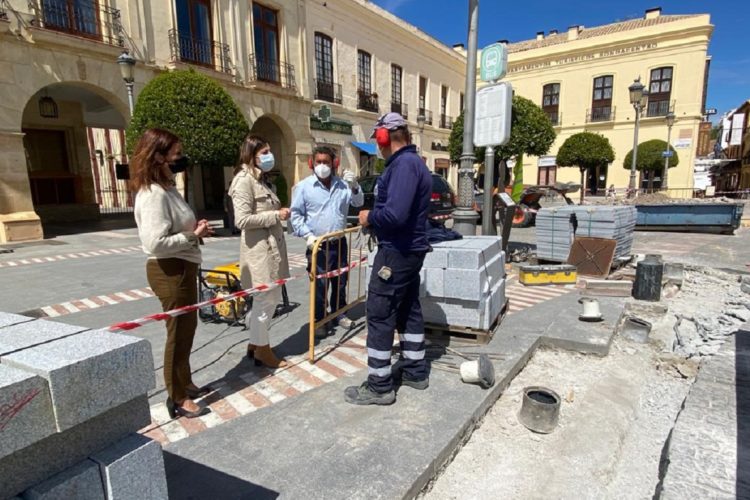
left=425, top=299, right=509, bottom=345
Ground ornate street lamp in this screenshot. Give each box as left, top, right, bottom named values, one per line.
left=117, top=50, right=136, bottom=116
left=416, top=112, right=426, bottom=155
left=663, top=112, right=676, bottom=190
left=454, top=0, right=480, bottom=235
left=628, top=77, right=649, bottom=196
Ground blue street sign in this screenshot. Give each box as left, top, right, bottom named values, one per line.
left=662, top=150, right=674, bottom=158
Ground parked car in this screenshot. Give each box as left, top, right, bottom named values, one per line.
left=347, top=173, right=456, bottom=225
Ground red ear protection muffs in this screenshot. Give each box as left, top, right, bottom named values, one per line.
left=375, top=128, right=391, bottom=148
left=308, top=153, right=340, bottom=169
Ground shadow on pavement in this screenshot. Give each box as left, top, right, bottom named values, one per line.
left=736, top=328, right=750, bottom=496
left=164, top=451, right=279, bottom=499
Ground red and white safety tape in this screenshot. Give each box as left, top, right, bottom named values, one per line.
left=429, top=214, right=453, bottom=220
left=108, top=256, right=368, bottom=333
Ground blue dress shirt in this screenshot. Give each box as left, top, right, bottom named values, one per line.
left=290, top=175, right=364, bottom=237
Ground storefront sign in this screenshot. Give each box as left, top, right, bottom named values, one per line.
left=434, top=158, right=451, bottom=170
left=696, top=122, right=712, bottom=157
left=310, top=115, right=353, bottom=135
left=509, top=42, right=658, bottom=74
left=537, top=155, right=556, bottom=167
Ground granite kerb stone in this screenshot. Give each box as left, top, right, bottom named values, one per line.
left=91, top=433, right=168, bottom=500
left=0, top=312, right=35, bottom=329
left=0, top=319, right=89, bottom=357
left=0, top=395, right=151, bottom=498
left=2, top=329, right=155, bottom=431
left=0, top=364, right=56, bottom=460
left=22, top=459, right=106, bottom=500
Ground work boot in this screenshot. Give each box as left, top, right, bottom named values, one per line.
left=252, top=344, right=288, bottom=369
left=314, top=326, right=331, bottom=339
left=400, top=376, right=429, bottom=390
left=344, top=382, right=396, bottom=406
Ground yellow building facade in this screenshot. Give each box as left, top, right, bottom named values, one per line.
left=495, top=8, right=713, bottom=195
left=0, top=0, right=464, bottom=242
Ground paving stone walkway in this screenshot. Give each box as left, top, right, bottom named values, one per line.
left=659, top=324, right=750, bottom=499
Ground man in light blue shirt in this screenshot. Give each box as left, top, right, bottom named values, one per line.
left=291, top=146, right=364, bottom=337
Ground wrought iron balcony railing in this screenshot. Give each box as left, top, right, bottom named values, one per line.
left=248, top=54, right=296, bottom=90
left=586, top=106, right=616, bottom=123
left=357, top=90, right=379, bottom=113
left=546, top=111, right=561, bottom=126
left=315, top=79, right=342, bottom=104
left=391, top=101, right=408, bottom=119
left=646, top=99, right=675, bottom=118
left=439, top=114, right=453, bottom=129
left=168, top=29, right=232, bottom=74
left=31, top=0, right=124, bottom=46
left=417, top=108, right=433, bottom=126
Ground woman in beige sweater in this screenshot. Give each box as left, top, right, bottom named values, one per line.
left=229, top=134, right=291, bottom=368
left=132, top=128, right=213, bottom=419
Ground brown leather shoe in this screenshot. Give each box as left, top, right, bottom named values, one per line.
left=246, top=343, right=257, bottom=360
left=253, top=344, right=288, bottom=368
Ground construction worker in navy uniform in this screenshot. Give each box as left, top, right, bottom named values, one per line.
left=344, top=112, right=432, bottom=405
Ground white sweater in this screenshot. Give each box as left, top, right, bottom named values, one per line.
left=134, top=184, right=202, bottom=264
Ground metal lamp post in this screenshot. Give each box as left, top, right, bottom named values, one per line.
left=117, top=50, right=136, bottom=116
left=627, top=77, right=648, bottom=196
left=454, top=0, right=480, bottom=235
left=663, top=112, right=676, bottom=190
left=416, top=112, right=426, bottom=155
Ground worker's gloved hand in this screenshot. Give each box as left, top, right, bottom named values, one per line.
left=306, top=234, right=317, bottom=249
left=342, top=170, right=359, bottom=191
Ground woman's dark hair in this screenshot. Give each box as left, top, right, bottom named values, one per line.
left=235, top=134, right=269, bottom=175
left=130, top=128, right=180, bottom=192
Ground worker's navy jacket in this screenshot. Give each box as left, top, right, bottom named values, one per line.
left=368, top=144, right=432, bottom=253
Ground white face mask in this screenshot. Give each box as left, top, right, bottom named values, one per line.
left=314, top=163, right=332, bottom=179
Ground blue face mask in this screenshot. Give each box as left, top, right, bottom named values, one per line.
left=257, top=152, right=275, bottom=172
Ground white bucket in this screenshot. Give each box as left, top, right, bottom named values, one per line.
left=579, top=297, right=602, bottom=321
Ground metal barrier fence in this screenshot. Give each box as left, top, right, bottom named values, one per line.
left=308, top=227, right=368, bottom=362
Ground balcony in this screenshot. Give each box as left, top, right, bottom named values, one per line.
left=315, top=79, right=342, bottom=104
left=439, top=114, right=453, bottom=129
left=586, top=106, right=616, bottom=123
left=30, top=0, right=124, bottom=46
left=248, top=54, right=296, bottom=90
left=417, top=108, right=433, bottom=126
left=391, top=101, right=408, bottom=119
left=646, top=99, right=675, bottom=118
left=546, top=111, right=561, bottom=126
left=357, top=90, right=379, bottom=113
left=168, top=29, right=232, bottom=74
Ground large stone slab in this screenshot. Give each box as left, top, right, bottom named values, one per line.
left=422, top=279, right=506, bottom=330
left=443, top=252, right=505, bottom=301
left=2, top=330, right=154, bottom=431
left=0, top=395, right=150, bottom=498
left=91, top=434, right=168, bottom=500
left=22, top=459, right=105, bottom=500
left=0, top=312, right=34, bottom=329
left=0, top=364, right=56, bottom=460
left=0, top=319, right=88, bottom=356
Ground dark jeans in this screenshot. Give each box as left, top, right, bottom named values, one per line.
left=306, top=238, right=348, bottom=323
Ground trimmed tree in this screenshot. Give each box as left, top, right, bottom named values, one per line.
left=125, top=69, right=250, bottom=204
left=622, top=139, right=679, bottom=190
left=557, top=132, right=615, bottom=204
left=448, top=95, right=555, bottom=202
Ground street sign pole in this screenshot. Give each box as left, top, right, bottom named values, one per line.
left=482, top=146, right=495, bottom=235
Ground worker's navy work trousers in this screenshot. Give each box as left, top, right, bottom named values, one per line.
left=306, top=238, right=348, bottom=322
left=366, top=245, right=428, bottom=393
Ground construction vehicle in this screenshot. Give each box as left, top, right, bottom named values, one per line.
left=476, top=182, right=580, bottom=228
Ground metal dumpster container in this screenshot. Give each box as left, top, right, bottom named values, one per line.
left=635, top=203, right=744, bottom=234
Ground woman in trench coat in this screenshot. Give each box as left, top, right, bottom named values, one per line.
left=228, top=134, right=291, bottom=368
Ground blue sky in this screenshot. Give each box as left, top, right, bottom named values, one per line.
left=372, top=0, right=749, bottom=122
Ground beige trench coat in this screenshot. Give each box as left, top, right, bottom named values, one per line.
left=228, top=167, right=290, bottom=288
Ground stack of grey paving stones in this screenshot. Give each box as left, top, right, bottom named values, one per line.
left=535, top=205, right=637, bottom=262
left=0, top=312, right=168, bottom=500
left=366, top=236, right=506, bottom=330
